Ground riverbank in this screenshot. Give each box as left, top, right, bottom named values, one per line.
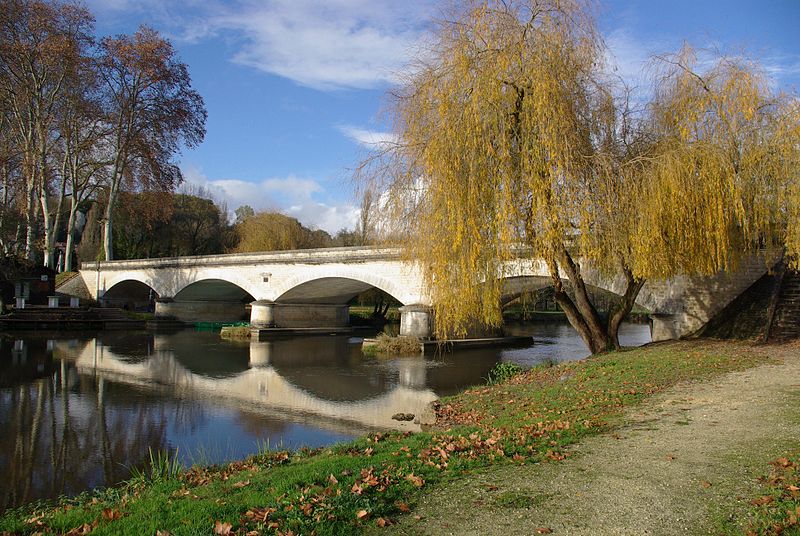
left=378, top=339, right=800, bottom=535
left=0, top=340, right=792, bottom=535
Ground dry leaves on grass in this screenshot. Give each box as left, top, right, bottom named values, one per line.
left=65, top=521, right=98, bottom=536
left=101, top=508, right=122, bottom=521
left=213, top=520, right=233, bottom=535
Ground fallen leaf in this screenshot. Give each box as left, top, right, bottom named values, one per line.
left=406, top=473, right=425, bottom=487
left=700, top=480, right=712, bottom=488
left=232, top=480, right=250, bottom=489
left=750, top=496, right=774, bottom=506
left=376, top=517, right=391, bottom=527
left=328, top=474, right=338, bottom=485
left=101, top=508, right=122, bottom=521
left=396, top=502, right=410, bottom=513
left=536, top=528, right=553, bottom=534
left=213, top=520, right=233, bottom=535
left=356, top=510, right=370, bottom=520
left=156, top=531, right=171, bottom=536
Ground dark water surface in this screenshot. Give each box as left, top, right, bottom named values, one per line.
left=0, top=322, right=650, bottom=511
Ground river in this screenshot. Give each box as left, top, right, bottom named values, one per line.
left=0, top=321, right=650, bottom=512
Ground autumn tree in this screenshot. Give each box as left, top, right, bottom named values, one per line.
left=232, top=211, right=332, bottom=253
left=0, top=0, right=94, bottom=263
left=368, top=0, right=800, bottom=353
left=55, top=62, right=108, bottom=272
left=633, top=46, right=800, bottom=279
left=97, top=26, right=206, bottom=261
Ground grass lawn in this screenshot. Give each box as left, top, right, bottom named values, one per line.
left=0, top=340, right=775, bottom=535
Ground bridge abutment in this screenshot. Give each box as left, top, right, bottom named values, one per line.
left=154, top=299, right=249, bottom=323
left=650, top=313, right=682, bottom=342
left=250, top=300, right=350, bottom=328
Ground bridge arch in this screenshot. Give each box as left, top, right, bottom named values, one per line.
left=497, top=275, right=653, bottom=313
left=275, top=276, right=405, bottom=305
left=272, top=267, right=418, bottom=306
left=101, top=278, right=159, bottom=311
left=156, top=279, right=256, bottom=323
left=174, top=279, right=256, bottom=303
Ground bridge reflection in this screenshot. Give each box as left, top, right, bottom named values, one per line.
left=0, top=331, right=501, bottom=511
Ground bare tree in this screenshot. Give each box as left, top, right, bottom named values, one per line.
left=0, top=0, right=94, bottom=264
left=97, top=26, right=206, bottom=260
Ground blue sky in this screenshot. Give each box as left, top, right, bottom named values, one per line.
left=86, top=0, right=800, bottom=234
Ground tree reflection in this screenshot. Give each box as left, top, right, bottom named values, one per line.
left=0, top=348, right=171, bottom=512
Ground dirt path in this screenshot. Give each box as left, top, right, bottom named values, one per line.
left=381, top=342, right=800, bottom=536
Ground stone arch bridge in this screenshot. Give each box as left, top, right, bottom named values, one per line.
left=76, top=246, right=771, bottom=341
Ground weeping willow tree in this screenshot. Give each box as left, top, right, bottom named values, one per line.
left=635, top=46, right=800, bottom=278
left=365, top=0, right=800, bottom=353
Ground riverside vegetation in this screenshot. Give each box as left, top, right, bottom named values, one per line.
left=1, top=340, right=794, bottom=535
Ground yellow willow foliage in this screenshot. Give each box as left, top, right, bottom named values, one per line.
left=633, top=46, right=800, bottom=278
left=380, top=0, right=611, bottom=338
left=372, top=3, right=800, bottom=339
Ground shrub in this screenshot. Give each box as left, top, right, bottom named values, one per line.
left=364, top=333, right=422, bottom=356
left=485, top=362, right=524, bottom=385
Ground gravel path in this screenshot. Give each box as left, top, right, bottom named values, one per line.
left=381, top=341, right=800, bottom=536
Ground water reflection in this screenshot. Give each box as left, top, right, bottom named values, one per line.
left=0, top=322, right=650, bottom=511
left=0, top=330, right=499, bottom=511
left=0, top=340, right=168, bottom=512
left=503, top=321, right=652, bottom=365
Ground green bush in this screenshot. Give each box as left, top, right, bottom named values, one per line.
left=486, top=362, right=524, bottom=385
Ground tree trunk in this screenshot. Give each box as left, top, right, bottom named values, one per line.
left=64, top=197, right=78, bottom=272
left=606, top=267, right=646, bottom=349
left=40, top=189, right=52, bottom=268
left=103, top=188, right=116, bottom=261
left=556, top=248, right=614, bottom=353
left=546, top=258, right=601, bottom=352
left=546, top=250, right=645, bottom=355
left=24, top=174, right=37, bottom=262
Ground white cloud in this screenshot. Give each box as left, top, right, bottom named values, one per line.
left=182, top=166, right=358, bottom=233
left=211, top=0, right=434, bottom=90
left=338, top=125, right=398, bottom=148
left=89, top=0, right=435, bottom=90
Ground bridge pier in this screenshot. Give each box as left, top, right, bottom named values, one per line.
left=154, top=299, right=249, bottom=323
left=399, top=305, right=433, bottom=339
left=250, top=300, right=350, bottom=328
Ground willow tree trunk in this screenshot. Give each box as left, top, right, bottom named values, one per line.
left=547, top=249, right=645, bottom=354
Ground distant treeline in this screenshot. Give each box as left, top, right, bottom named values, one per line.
left=68, top=188, right=376, bottom=263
